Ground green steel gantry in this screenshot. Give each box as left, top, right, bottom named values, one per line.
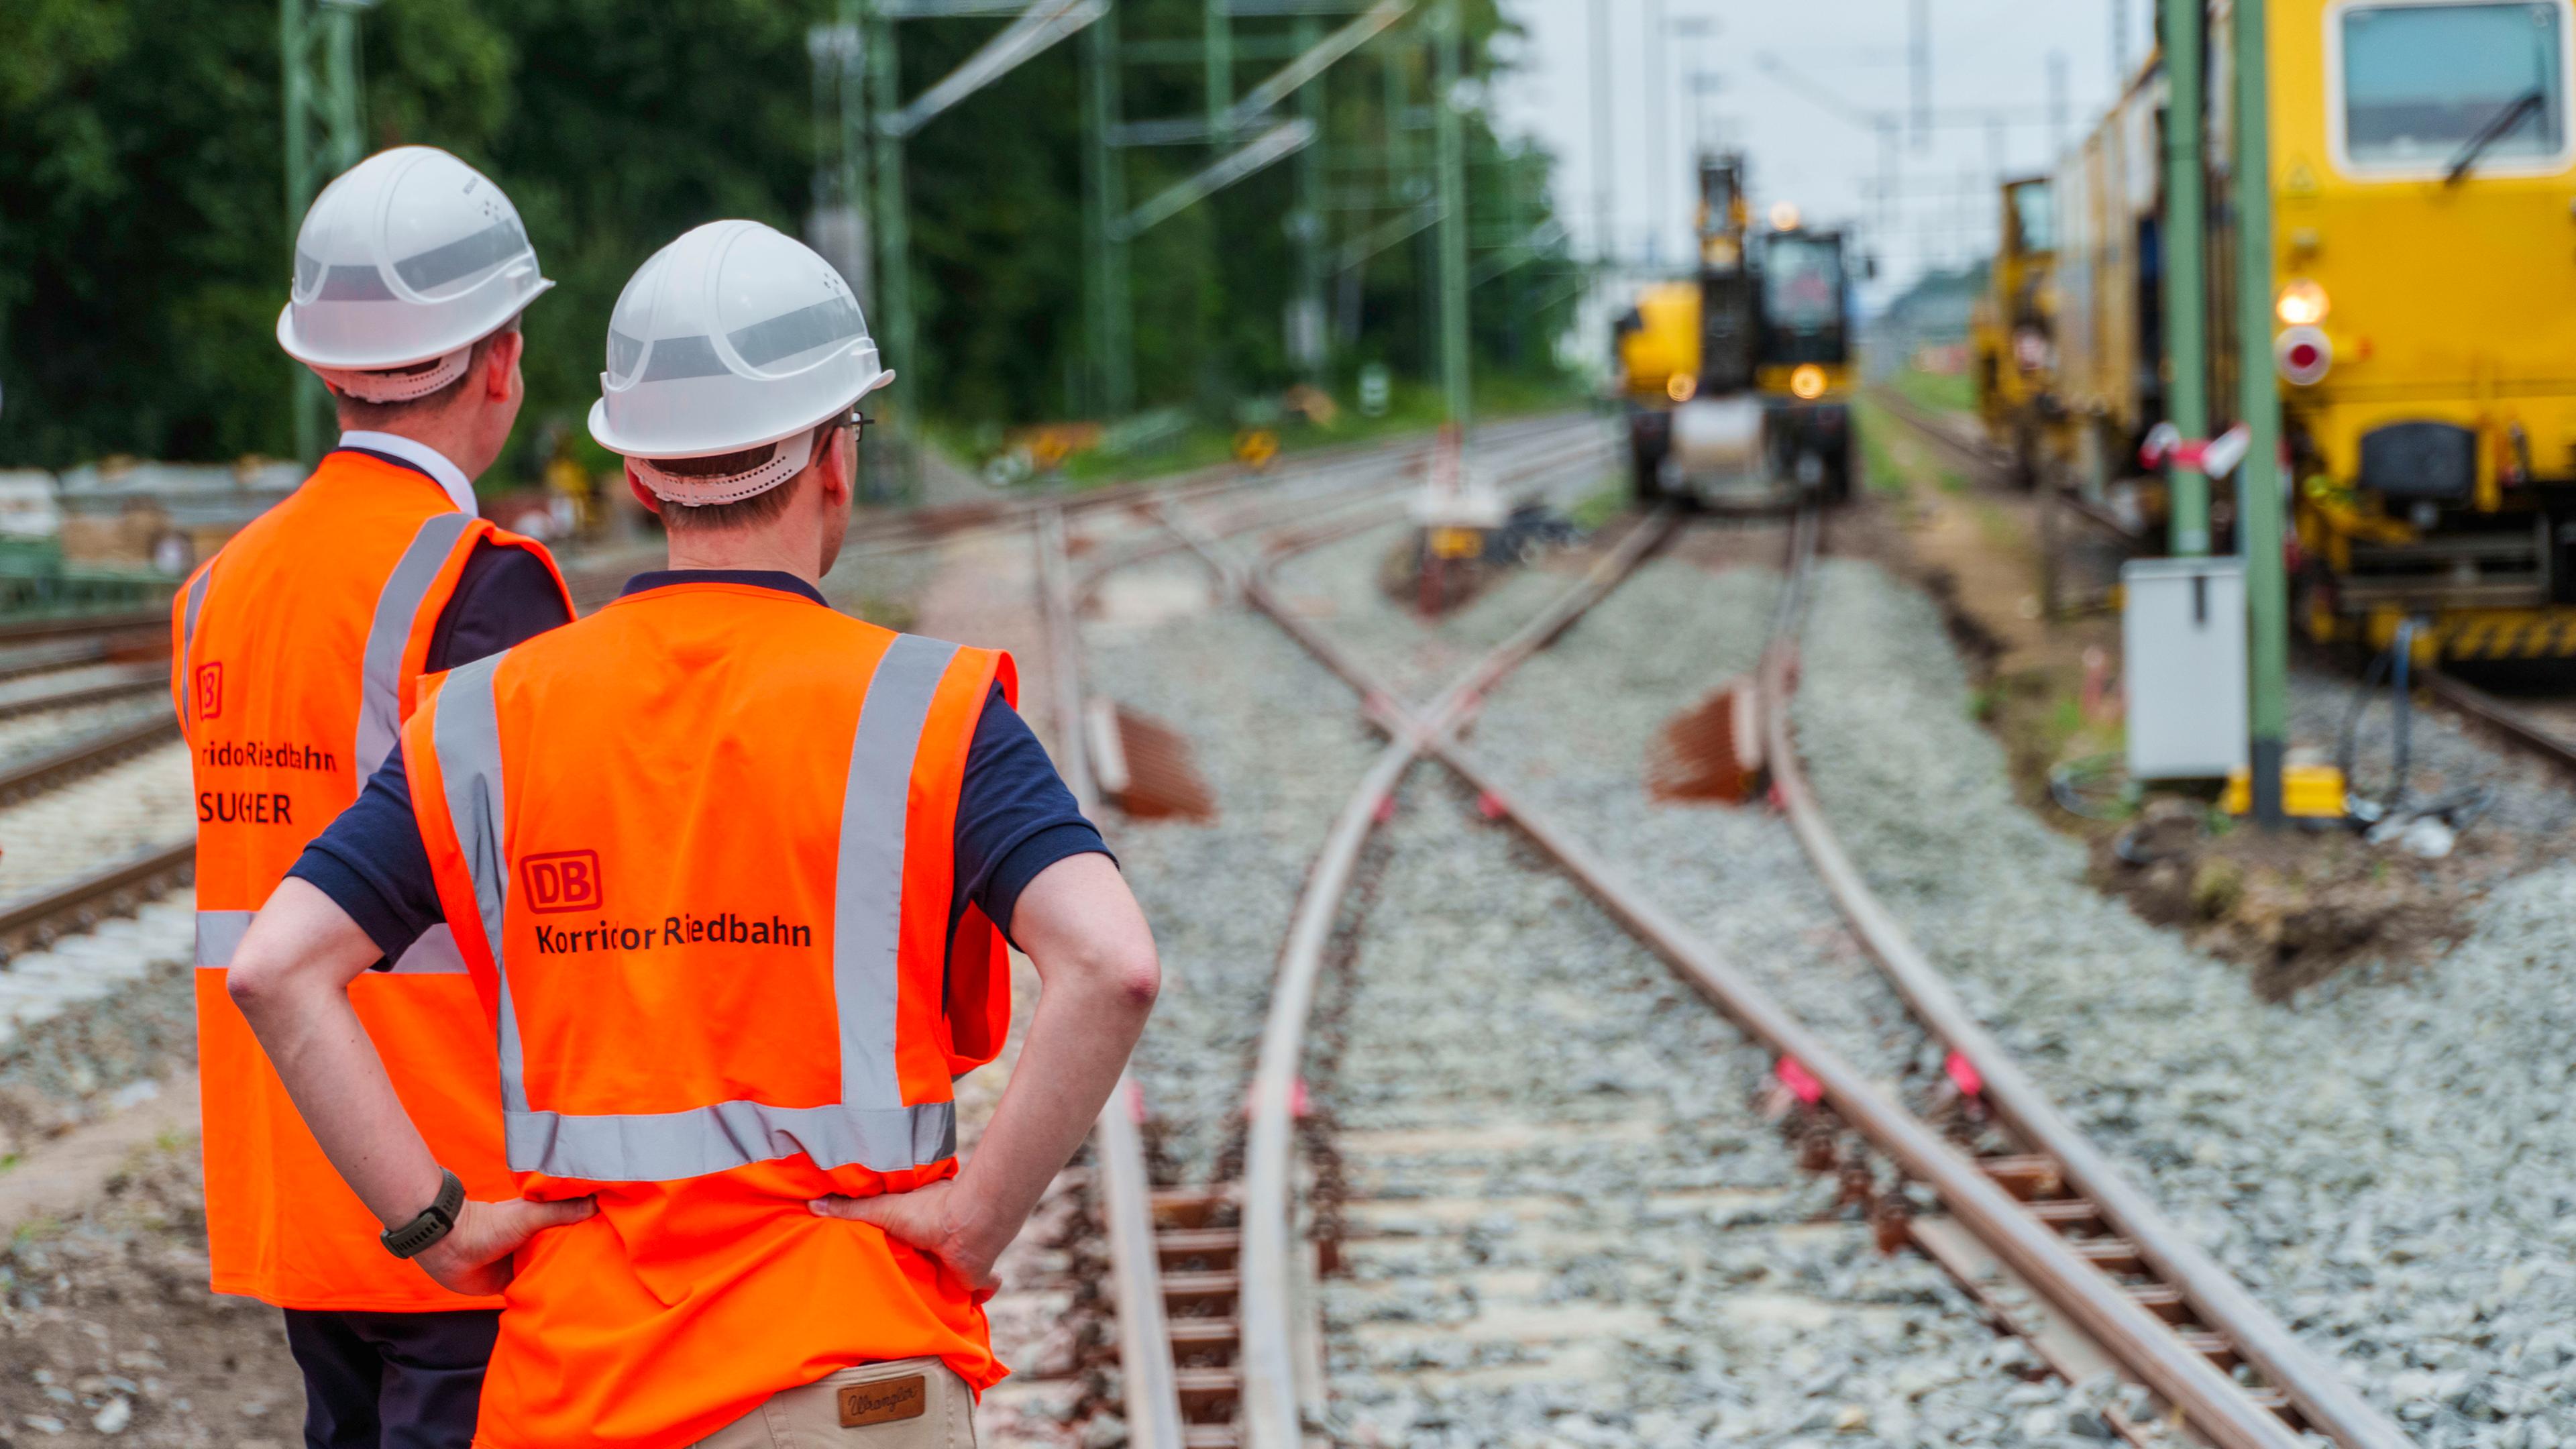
left=280, top=0, right=375, bottom=464
left=827, top=0, right=1495, bottom=438
left=2231, top=0, right=2288, bottom=824
left=2159, top=0, right=2210, bottom=559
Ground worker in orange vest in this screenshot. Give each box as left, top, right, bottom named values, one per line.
left=225, top=219, right=1160, bottom=1448
left=176, top=146, right=574, bottom=1448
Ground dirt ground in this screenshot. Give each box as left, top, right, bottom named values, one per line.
left=0, top=1144, right=306, bottom=1448
left=1840, top=398, right=2548, bottom=998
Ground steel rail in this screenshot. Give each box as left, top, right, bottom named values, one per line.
left=1073, top=417, right=1611, bottom=605
left=2422, top=669, right=2576, bottom=776
left=0, top=715, right=184, bottom=806
left=0, top=662, right=170, bottom=719
left=1208, top=503, right=1679, bottom=1449
left=0, top=608, right=171, bottom=646
left=0, top=838, right=195, bottom=963
left=1757, top=535, right=2408, bottom=1449
left=1036, top=504, right=1189, bottom=1449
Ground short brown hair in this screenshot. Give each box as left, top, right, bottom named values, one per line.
left=653, top=421, right=842, bottom=533
left=330, top=318, right=521, bottom=431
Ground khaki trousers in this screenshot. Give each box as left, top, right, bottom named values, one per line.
left=691, top=1357, right=977, bottom=1449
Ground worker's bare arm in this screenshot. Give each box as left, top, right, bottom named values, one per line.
left=227, top=877, right=592, bottom=1295
left=814, top=851, right=1158, bottom=1287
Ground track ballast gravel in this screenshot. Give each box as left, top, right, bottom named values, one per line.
left=1792, top=556, right=2576, bottom=1447
left=1309, top=767, right=2114, bottom=1448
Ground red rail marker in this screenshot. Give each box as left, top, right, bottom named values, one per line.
left=1373, top=796, right=1397, bottom=824
left=1776, top=1057, right=1824, bottom=1106
left=1943, top=1051, right=1983, bottom=1100
left=1475, top=791, right=1506, bottom=820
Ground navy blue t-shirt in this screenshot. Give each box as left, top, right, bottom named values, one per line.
left=289, top=569, right=1107, bottom=963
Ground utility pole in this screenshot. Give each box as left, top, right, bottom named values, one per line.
left=1643, top=0, right=1666, bottom=265
left=1083, top=3, right=1133, bottom=415
left=2233, top=0, right=2286, bottom=824
left=1909, top=0, right=1930, bottom=153
left=1432, top=0, right=1470, bottom=428
left=2160, top=0, right=2209, bottom=557
left=1205, top=0, right=1233, bottom=141
left=280, top=0, right=374, bottom=465
left=1290, top=12, right=1327, bottom=384
left=1590, top=0, right=1613, bottom=268
left=867, top=0, right=917, bottom=472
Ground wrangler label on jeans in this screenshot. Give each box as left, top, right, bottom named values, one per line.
left=837, top=1376, right=928, bottom=1428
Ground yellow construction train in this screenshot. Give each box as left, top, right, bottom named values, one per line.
left=1615, top=152, right=1858, bottom=508
left=2024, top=0, right=2576, bottom=660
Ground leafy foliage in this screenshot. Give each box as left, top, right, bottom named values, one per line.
left=0, top=0, right=1573, bottom=473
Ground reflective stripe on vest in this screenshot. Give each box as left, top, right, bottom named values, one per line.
left=180, top=566, right=214, bottom=727
left=430, top=634, right=964, bottom=1181
left=356, top=513, right=476, bottom=780
left=193, top=909, right=467, bottom=974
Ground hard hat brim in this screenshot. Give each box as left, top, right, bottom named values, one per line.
left=275, top=278, right=555, bottom=372
left=588, top=366, right=894, bottom=461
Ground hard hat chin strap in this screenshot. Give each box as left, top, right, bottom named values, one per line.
left=310, top=345, right=474, bottom=405
left=633, top=426, right=818, bottom=508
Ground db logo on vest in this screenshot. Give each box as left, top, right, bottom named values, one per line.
left=195, top=663, right=223, bottom=720
left=521, top=850, right=602, bottom=912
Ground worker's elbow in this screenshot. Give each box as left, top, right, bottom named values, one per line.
left=225, top=949, right=280, bottom=1018
left=1110, top=945, right=1161, bottom=1016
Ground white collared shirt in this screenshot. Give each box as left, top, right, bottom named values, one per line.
left=335, top=431, right=480, bottom=517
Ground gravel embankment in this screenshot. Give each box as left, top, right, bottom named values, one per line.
left=1312, top=769, right=2118, bottom=1448
left=1794, top=557, right=2576, bottom=1446
left=1081, top=553, right=1384, bottom=1182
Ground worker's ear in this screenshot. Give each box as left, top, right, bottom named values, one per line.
left=481, top=329, right=525, bottom=402
left=625, top=466, right=664, bottom=517
left=816, top=423, right=855, bottom=511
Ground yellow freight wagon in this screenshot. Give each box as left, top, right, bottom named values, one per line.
left=2053, top=0, right=2576, bottom=661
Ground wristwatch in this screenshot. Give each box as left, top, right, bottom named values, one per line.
left=380, top=1169, right=466, bottom=1259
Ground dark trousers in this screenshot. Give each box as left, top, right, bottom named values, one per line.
left=280, top=1307, right=500, bottom=1449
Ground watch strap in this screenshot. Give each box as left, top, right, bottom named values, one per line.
left=380, top=1169, right=466, bottom=1259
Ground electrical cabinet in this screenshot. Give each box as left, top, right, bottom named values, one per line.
left=2122, top=557, right=2247, bottom=780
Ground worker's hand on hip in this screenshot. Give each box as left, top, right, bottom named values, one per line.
left=811, top=1181, right=1002, bottom=1297
left=415, top=1195, right=598, bottom=1297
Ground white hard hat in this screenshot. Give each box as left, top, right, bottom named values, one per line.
left=278, top=146, right=553, bottom=403
left=587, top=219, right=893, bottom=506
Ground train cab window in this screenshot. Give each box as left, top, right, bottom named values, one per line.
left=2339, top=2, right=2568, bottom=170
left=2007, top=181, right=2055, bottom=254
left=1762, top=237, right=1845, bottom=335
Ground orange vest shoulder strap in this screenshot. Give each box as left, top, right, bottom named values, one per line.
left=905, top=644, right=1018, bottom=1074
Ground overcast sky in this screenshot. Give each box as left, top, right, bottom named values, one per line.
left=1487, top=0, right=2153, bottom=299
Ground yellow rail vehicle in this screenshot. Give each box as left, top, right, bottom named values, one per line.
left=1972, top=176, right=2068, bottom=490
left=1615, top=154, right=1858, bottom=509
left=2054, top=0, right=2576, bottom=661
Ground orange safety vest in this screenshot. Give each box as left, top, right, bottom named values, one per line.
left=174, top=448, right=571, bottom=1311
left=400, top=579, right=1015, bottom=1449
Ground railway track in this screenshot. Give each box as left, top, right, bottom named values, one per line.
left=1034, top=422, right=1622, bottom=1448
left=1048, top=464, right=2408, bottom=1448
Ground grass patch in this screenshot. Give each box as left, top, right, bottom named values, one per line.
left=1888, top=366, right=1974, bottom=416
left=1566, top=481, right=1627, bottom=532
